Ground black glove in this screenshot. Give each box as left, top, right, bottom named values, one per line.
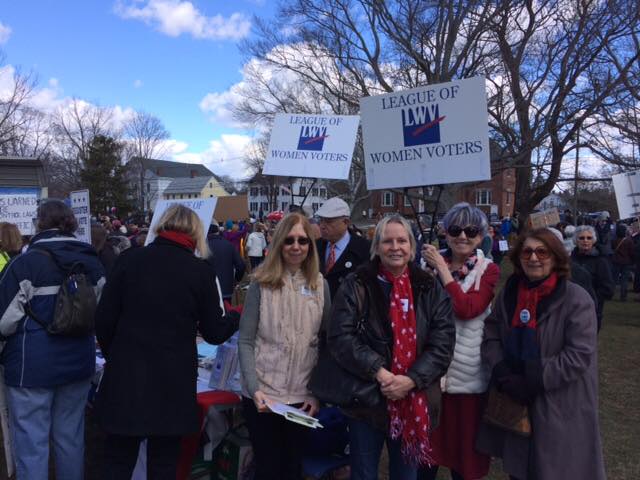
left=498, top=374, right=529, bottom=405
left=524, top=359, right=544, bottom=395
left=491, top=360, right=512, bottom=384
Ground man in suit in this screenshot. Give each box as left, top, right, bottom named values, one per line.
left=316, top=197, right=370, bottom=299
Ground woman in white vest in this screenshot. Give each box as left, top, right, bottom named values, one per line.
left=419, top=203, right=500, bottom=480
left=238, top=212, right=331, bottom=480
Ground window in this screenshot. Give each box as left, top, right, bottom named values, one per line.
left=260, top=202, right=269, bottom=211
left=475, top=189, right=492, bottom=206
left=250, top=202, right=259, bottom=212
left=259, top=187, right=266, bottom=196
left=382, top=191, right=394, bottom=207
left=179, top=194, right=184, bottom=199
left=146, top=183, right=150, bottom=193
left=319, top=188, right=326, bottom=198
left=312, top=187, right=319, bottom=196
left=210, top=194, right=213, bottom=197
left=506, top=191, right=512, bottom=206
left=299, top=186, right=306, bottom=196
left=312, top=203, right=319, bottom=212
left=209, top=182, right=213, bottom=188
left=281, top=202, right=289, bottom=211
left=250, top=187, right=258, bottom=197
left=281, top=188, right=288, bottom=196
left=404, top=195, right=413, bottom=207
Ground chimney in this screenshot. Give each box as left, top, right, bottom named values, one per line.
left=190, top=169, right=196, bottom=178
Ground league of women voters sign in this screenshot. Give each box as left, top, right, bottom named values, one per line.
left=263, top=113, right=360, bottom=180
left=360, top=76, right=491, bottom=190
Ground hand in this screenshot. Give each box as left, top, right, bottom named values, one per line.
left=224, top=300, right=243, bottom=315
left=421, top=244, right=447, bottom=271
left=497, top=374, right=529, bottom=405
left=381, top=375, right=416, bottom=401
left=375, top=367, right=395, bottom=388
left=253, top=390, right=272, bottom=412
left=301, top=397, right=320, bottom=417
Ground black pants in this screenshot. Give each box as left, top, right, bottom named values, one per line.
left=418, top=465, right=464, bottom=480
left=103, top=434, right=181, bottom=480
left=249, top=256, right=263, bottom=269
left=242, top=396, right=306, bottom=480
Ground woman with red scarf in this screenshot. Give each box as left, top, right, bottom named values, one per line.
left=419, top=203, right=499, bottom=480
left=329, top=214, right=455, bottom=480
left=476, top=228, right=605, bottom=480
left=95, top=205, right=240, bottom=479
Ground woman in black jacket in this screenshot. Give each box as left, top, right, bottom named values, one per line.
left=95, top=205, right=239, bottom=480
left=328, top=214, right=455, bottom=480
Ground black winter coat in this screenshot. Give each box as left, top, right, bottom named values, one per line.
left=329, top=259, right=455, bottom=428
left=94, top=237, right=239, bottom=436
left=207, top=234, right=246, bottom=299
left=317, top=234, right=371, bottom=300
left=571, top=247, right=614, bottom=331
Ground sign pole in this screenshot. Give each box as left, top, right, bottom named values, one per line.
left=428, top=185, right=444, bottom=244
left=403, top=187, right=426, bottom=236
left=300, top=178, right=317, bottom=207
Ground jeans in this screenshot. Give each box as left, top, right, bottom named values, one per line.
left=348, top=417, right=417, bottom=480
left=103, top=434, right=181, bottom=480
left=5, top=377, right=92, bottom=480
left=612, top=263, right=632, bottom=300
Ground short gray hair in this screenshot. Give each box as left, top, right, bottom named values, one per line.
left=371, top=214, right=416, bottom=261
left=575, top=225, right=596, bottom=239
left=442, top=202, right=488, bottom=237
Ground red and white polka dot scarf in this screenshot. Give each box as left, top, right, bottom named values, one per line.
left=379, top=266, right=433, bottom=466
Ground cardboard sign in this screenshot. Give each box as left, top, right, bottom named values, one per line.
left=263, top=113, right=359, bottom=179
left=0, top=187, right=39, bottom=235
left=145, top=198, right=217, bottom=247
left=529, top=208, right=561, bottom=229
left=360, top=76, right=491, bottom=189
left=70, top=189, right=91, bottom=244
left=612, top=170, right=640, bottom=220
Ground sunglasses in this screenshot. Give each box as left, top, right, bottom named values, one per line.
left=577, top=236, right=593, bottom=241
left=284, top=236, right=310, bottom=246
left=447, top=225, right=480, bottom=239
left=520, top=247, right=551, bottom=260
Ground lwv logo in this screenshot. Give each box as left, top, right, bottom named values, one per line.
left=298, top=126, right=329, bottom=151
left=401, top=104, right=445, bottom=147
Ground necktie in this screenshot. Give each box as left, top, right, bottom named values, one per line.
left=326, top=243, right=336, bottom=272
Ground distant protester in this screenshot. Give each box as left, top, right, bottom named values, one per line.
left=0, top=221, right=23, bottom=273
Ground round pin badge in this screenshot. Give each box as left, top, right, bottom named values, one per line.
left=345, top=261, right=352, bottom=268
left=519, top=309, right=531, bottom=324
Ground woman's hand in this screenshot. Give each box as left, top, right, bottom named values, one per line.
left=422, top=244, right=447, bottom=271
left=375, top=367, right=395, bottom=387
left=301, top=397, right=320, bottom=417
left=380, top=375, right=416, bottom=401
left=253, top=390, right=272, bottom=412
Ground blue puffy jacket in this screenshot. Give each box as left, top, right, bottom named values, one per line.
left=0, top=229, right=106, bottom=387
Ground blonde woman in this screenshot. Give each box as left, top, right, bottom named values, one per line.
left=95, top=205, right=240, bottom=479
left=0, top=222, right=23, bottom=273
left=238, top=212, right=331, bottom=480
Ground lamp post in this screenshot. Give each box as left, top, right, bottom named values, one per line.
left=573, top=127, right=580, bottom=219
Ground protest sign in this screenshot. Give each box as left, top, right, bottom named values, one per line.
left=612, top=170, right=640, bottom=220
left=528, top=208, right=561, bottom=229
left=360, top=76, right=491, bottom=190
left=145, top=198, right=217, bottom=246
left=263, top=113, right=360, bottom=180
left=0, top=187, right=39, bottom=235
left=70, top=189, right=91, bottom=244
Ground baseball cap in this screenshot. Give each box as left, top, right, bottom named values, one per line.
left=316, top=197, right=350, bottom=218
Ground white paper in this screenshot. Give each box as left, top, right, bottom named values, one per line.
left=499, top=240, right=509, bottom=252
left=612, top=170, right=640, bottom=219
left=145, top=198, right=217, bottom=246
left=70, top=189, right=92, bottom=244
left=268, top=402, right=323, bottom=429
left=263, top=113, right=359, bottom=180
left=360, top=76, right=491, bottom=189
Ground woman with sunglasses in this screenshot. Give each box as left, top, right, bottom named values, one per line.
left=477, top=228, right=605, bottom=480
left=419, top=203, right=499, bottom=480
left=571, top=225, right=614, bottom=332
left=238, top=212, right=330, bottom=480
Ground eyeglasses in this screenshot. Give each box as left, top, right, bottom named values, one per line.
left=446, top=225, right=480, bottom=239
left=283, top=236, right=310, bottom=246
left=520, top=247, right=551, bottom=260
left=577, top=236, right=593, bottom=241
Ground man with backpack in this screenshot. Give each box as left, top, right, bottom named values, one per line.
left=0, top=199, right=105, bottom=480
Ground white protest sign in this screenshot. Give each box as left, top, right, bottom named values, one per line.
left=612, top=170, right=640, bottom=220
left=70, top=189, right=91, bottom=244
left=499, top=240, right=509, bottom=252
left=145, top=198, right=217, bottom=247
left=263, top=113, right=360, bottom=179
left=360, top=76, right=491, bottom=190
left=0, top=188, right=40, bottom=235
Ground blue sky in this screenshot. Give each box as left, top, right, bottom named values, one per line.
left=0, top=0, right=276, bottom=179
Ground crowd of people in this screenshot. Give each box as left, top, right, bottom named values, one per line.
left=0, top=197, right=636, bottom=480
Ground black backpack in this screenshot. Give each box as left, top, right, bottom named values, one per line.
left=25, top=248, right=97, bottom=337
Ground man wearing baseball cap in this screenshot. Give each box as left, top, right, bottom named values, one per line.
left=316, top=197, right=370, bottom=299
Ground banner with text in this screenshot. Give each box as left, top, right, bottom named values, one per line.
left=145, top=198, right=217, bottom=248
left=263, top=113, right=359, bottom=180
left=360, top=76, right=491, bottom=189
left=0, top=187, right=40, bottom=235
left=612, top=170, right=640, bottom=219
left=70, top=189, right=92, bottom=244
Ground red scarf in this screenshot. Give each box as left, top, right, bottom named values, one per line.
left=158, top=230, right=196, bottom=252
left=379, top=266, right=432, bottom=466
left=511, top=273, right=558, bottom=329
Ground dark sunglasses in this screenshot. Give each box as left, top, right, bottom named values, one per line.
left=284, top=236, right=310, bottom=246
left=520, top=247, right=551, bottom=260
left=446, top=225, right=480, bottom=239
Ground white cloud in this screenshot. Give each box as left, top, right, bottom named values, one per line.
left=199, top=89, right=248, bottom=129
left=173, top=133, right=253, bottom=179
left=133, top=79, right=143, bottom=88
left=0, top=22, right=11, bottom=45
left=114, top=0, right=251, bottom=41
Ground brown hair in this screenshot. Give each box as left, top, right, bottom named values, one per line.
left=36, top=199, right=78, bottom=234
left=0, top=222, right=23, bottom=254
left=154, top=204, right=209, bottom=257
left=252, top=213, right=320, bottom=289
left=510, top=228, right=570, bottom=279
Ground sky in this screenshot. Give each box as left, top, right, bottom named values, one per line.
left=0, top=0, right=277, bottom=179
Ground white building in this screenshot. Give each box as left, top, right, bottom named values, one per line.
left=246, top=175, right=329, bottom=217
left=535, top=193, right=570, bottom=212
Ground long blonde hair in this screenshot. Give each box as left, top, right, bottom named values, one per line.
left=154, top=204, right=209, bottom=257
left=253, top=213, right=319, bottom=289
